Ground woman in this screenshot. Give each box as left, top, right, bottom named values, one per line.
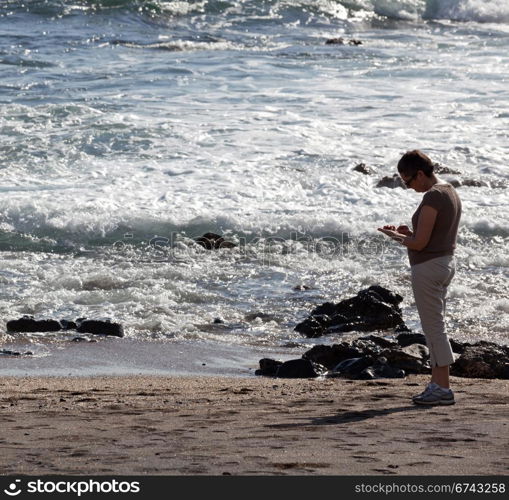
left=378, top=150, right=462, bottom=406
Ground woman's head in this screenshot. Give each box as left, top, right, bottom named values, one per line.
left=397, top=150, right=435, bottom=177
left=397, top=150, right=436, bottom=190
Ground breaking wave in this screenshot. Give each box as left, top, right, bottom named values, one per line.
left=2, top=0, right=509, bottom=24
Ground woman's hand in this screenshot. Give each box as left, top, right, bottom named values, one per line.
left=377, top=227, right=398, bottom=237
left=377, top=227, right=405, bottom=242
left=397, top=225, right=412, bottom=236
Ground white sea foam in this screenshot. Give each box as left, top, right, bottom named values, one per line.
left=4, top=0, right=509, bottom=24
left=1, top=1, right=508, bottom=359
left=424, top=0, right=509, bottom=23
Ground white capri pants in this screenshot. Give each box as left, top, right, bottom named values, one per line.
left=411, top=255, right=456, bottom=368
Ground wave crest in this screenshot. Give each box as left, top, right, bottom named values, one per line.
left=424, top=0, right=509, bottom=23
left=3, top=0, right=509, bottom=24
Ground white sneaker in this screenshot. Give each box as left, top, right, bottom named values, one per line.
left=412, top=382, right=438, bottom=400
left=413, top=383, right=455, bottom=406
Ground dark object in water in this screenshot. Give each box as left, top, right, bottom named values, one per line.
left=244, top=312, right=278, bottom=323
left=0, top=349, right=33, bottom=356
left=353, top=163, right=374, bottom=175
left=293, top=284, right=312, bottom=291
left=433, top=164, right=461, bottom=175
left=60, top=319, right=78, bottom=330
left=449, top=178, right=489, bottom=188
left=325, top=38, right=362, bottom=46
left=376, top=174, right=405, bottom=189
left=295, top=285, right=404, bottom=338
left=76, top=319, right=124, bottom=338
left=7, top=316, right=62, bottom=333
left=195, top=232, right=236, bottom=250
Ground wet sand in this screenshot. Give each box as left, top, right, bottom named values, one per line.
left=0, top=374, right=507, bottom=476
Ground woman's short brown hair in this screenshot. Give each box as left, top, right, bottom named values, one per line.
left=397, top=150, right=435, bottom=177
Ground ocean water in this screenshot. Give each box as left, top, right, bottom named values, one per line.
left=1, top=0, right=508, bottom=374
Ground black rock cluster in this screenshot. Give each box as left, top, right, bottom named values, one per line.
left=294, top=285, right=405, bottom=338
left=256, top=334, right=509, bottom=380
left=257, top=285, right=509, bottom=380
left=6, top=316, right=124, bottom=337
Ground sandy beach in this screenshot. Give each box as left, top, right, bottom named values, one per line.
left=0, top=374, right=507, bottom=476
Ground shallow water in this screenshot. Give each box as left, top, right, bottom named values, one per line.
left=1, top=0, right=508, bottom=374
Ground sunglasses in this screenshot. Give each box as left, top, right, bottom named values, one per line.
left=403, top=172, right=418, bottom=188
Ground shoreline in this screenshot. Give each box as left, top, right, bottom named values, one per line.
left=0, top=337, right=303, bottom=378
left=1, top=374, right=507, bottom=476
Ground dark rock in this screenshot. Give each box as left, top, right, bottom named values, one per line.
left=433, top=164, right=461, bottom=175
left=449, top=338, right=466, bottom=354
left=194, top=232, right=237, bottom=250
left=294, top=314, right=332, bottom=338
left=293, top=284, right=312, bottom=291
left=304, top=337, right=428, bottom=379
left=261, top=333, right=509, bottom=381
left=359, top=358, right=405, bottom=380
left=394, top=322, right=412, bottom=333
left=281, top=341, right=306, bottom=348
left=0, top=349, right=20, bottom=356
left=451, top=342, right=509, bottom=379
left=350, top=339, right=385, bottom=358
left=76, top=319, right=124, bottom=338
left=72, top=337, right=88, bottom=342
left=381, top=345, right=429, bottom=374
left=364, top=285, right=403, bottom=306
left=402, top=343, right=429, bottom=359
left=0, top=349, right=33, bottom=356
left=328, top=355, right=405, bottom=380
left=461, top=179, right=489, bottom=187
left=376, top=174, right=405, bottom=189
left=353, top=163, right=374, bottom=175
left=332, top=356, right=374, bottom=377
left=325, top=37, right=362, bottom=46
left=449, top=179, right=489, bottom=188
left=276, top=358, right=328, bottom=379
left=396, top=332, right=426, bottom=347
left=295, top=285, right=403, bottom=338
left=307, top=302, right=337, bottom=317
left=358, top=334, right=398, bottom=349
left=60, top=319, right=77, bottom=330
left=255, top=358, right=282, bottom=376
left=7, top=316, right=62, bottom=333
left=302, top=344, right=359, bottom=369
left=489, top=179, right=508, bottom=189
left=304, top=338, right=421, bottom=372
left=245, top=312, right=278, bottom=323
left=196, top=322, right=234, bottom=333
left=357, top=366, right=377, bottom=380
left=302, top=339, right=384, bottom=370
left=324, top=315, right=374, bottom=334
